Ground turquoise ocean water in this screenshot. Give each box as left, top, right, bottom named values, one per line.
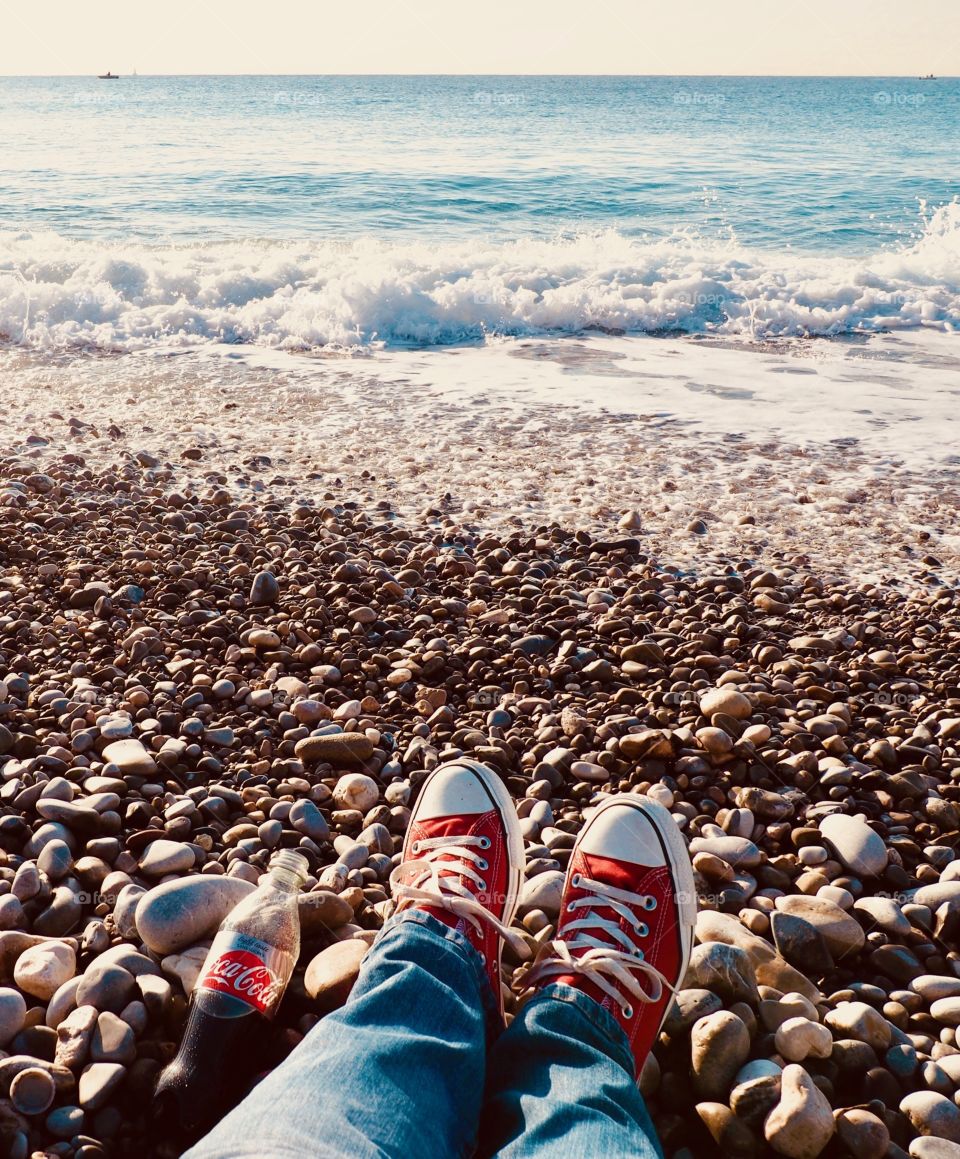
left=1, top=75, right=958, bottom=348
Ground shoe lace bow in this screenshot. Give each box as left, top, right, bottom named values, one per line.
left=389, top=834, right=528, bottom=958
left=523, top=872, right=675, bottom=1018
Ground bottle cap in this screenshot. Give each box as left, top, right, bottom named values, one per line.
left=269, top=849, right=310, bottom=881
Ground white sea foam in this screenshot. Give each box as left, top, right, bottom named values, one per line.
left=2, top=204, right=959, bottom=352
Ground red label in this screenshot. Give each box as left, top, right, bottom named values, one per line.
left=197, top=932, right=292, bottom=1016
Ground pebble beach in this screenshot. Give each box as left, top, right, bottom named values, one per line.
left=0, top=353, right=959, bottom=1159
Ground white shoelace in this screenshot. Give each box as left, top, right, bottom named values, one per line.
left=522, top=872, right=675, bottom=1019
left=389, top=834, right=529, bottom=960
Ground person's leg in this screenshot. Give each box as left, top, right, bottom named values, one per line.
left=480, top=981, right=663, bottom=1158
left=480, top=793, right=696, bottom=1159
left=186, top=910, right=492, bottom=1159
left=187, top=759, right=525, bottom=1159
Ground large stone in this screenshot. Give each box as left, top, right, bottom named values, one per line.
left=135, top=876, right=256, bottom=955
left=685, top=942, right=758, bottom=1005
left=138, top=840, right=196, bottom=877
left=304, top=940, right=369, bottom=1012
left=700, top=688, right=753, bottom=721
left=101, top=739, right=156, bottom=776
left=836, top=1109, right=890, bottom=1158
left=295, top=733, right=374, bottom=767
left=75, top=964, right=136, bottom=1013
left=691, top=1010, right=750, bottom=1098
left=696, top=1101, right=758, bottom=1156
left=689, top=836, right=762, bottom=869
left=910, top=1140, right=960, bottom=1158
left=0, top=986, right=27, bottom=1046
left=770, top=912, right=834, bottom=975
left=914, top=976, right=960, bottom=1001
left=774, top=895, right=865, bottom=959
left=819, top=814, right=887, bottom=878
left=663, top=988, right=724, bottom=1036
left=930, top=998, right=960, bottom=1026
left=55, top=1004, right=98, bottom=1070
left=901, top=1092, right=960, bottom=1144
left=331, top=773, right=380, bottom=812
left=14, top=941, right=77, bottom=1001
left=297, top=890, right=355, bottom=937
left=694, top=911, right=821, bottom=1003
left=853, top=896, right=910, bottom=938
left=91, top=1011, right=135, bottom=1064
left=824, top=1002, right=891, bottom=1051
left=78, top=1061, right=126, bottom=1110
left=774, top=1017, right=832, bottom=1063
left=249, top=570, right=279, bottom=606
left=519, top=871, right=565, bottom=917
left=763, top=1063, right=836, bottom=1158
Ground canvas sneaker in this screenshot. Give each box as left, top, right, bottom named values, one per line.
left=390, top=759, right=526, bottom=1020
left=520, top=793, right=696, bottom=1077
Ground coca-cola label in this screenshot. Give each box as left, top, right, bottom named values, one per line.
left=197, top=931, right=293, bottom=1017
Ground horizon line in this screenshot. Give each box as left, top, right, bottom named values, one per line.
left=0, top=71, right=955, bottom=79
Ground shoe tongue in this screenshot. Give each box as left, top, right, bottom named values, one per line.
left=415, top=815, right=480, bottom=841
left=581, top=852, right=640, bottom=894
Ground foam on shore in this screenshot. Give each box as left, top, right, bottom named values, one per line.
left=2, top=203, right=959, bottom=352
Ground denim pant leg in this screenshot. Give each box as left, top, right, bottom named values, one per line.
left=479, top=983, right=664, bottom=1159
left=187, top=910, right=494, bottom=1159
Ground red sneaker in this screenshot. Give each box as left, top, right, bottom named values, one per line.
left=520, top=793, right=696, bottom=1077
left=390, top=759, right=526, bottom=1021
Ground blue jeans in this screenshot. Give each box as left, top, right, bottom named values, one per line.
left=187, top=911, right=663, bottom=1159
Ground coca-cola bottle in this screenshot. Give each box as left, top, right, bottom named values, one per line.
left=153, top=849, right=309, bottom=1147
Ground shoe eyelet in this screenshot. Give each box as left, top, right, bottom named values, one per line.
left=636, top=949, right=645, bottom=961
left=478, top=836, right=491, bottom=849
left=644, top=896, right=657, bottom=911
left=478, top=880, right=487, bottom=892
left=638, top=923, right=649, bottom=937
left=566, top=901, right=577, bottom=913
left=621, top=1004, right=633, bottom=1019
left=411, top=841, right=420, bottom=854
left=571, top=873, right=581, bottom=888
left=477, top=858, right=488, bottom=871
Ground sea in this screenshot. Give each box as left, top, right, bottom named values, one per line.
left=1, top=74, right=958, bottom=463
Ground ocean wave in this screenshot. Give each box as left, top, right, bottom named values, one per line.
left=1, top=204, right=959, bottom=351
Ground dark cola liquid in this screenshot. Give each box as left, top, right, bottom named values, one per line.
left=152, top=990, right=272, bottom=1149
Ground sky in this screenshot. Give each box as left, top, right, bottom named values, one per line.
left=1, top=0, right=957, bottom=76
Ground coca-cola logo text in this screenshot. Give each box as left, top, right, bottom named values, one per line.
left=199, top=949, right=282, bottom=1013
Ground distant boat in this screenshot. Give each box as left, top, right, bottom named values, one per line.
left=97, top=71, right=119, bottom=80
left=918, top=73, right=936, bottom=80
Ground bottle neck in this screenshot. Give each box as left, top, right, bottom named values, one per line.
left=263, top=850, right=309, bottom=893
left=265, top=867, right=304, bottom=893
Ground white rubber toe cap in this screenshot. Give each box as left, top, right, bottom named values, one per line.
left=579, top=801, right=668, bottom=868
left=413, top=763, right=497, bottom=821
